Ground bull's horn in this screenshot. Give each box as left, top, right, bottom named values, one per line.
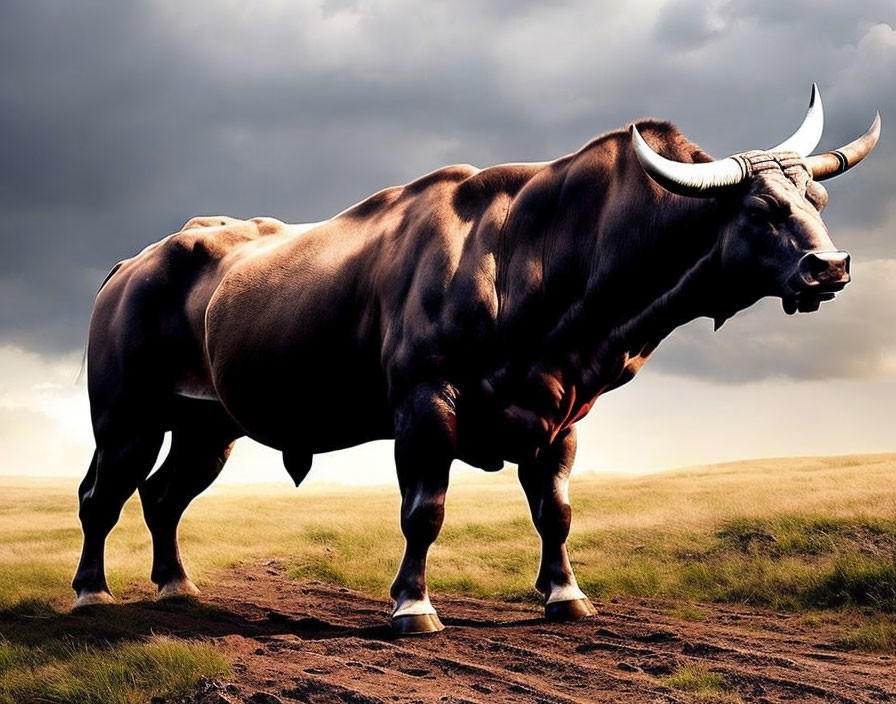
left=805, top=112, right=881, bottom=181
left=768, top=83, right=824, bottom=156
left=630, top=125, right=748, bottom=197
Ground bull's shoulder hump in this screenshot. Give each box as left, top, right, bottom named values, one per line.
left=337, top=164, right=481, bottom=220
left=338, top=185, right=404, bottom=220
left=578, top=119, right=704, bottom=164
left=451, top=161, right=545, bottom=213
left=402, top=164, right=481, bottom=195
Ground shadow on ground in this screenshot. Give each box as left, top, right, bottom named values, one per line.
left=0, top=597, right=393, bottom=648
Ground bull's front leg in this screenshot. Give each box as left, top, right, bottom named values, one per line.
left=519, top=426, right=596, bottom=621
left=390, top=384, right=455, bottom=635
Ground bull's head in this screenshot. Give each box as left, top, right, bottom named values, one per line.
left=630, top=85, right=880, bottom=326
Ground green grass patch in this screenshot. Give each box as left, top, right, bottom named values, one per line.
left=839, top=616, right=896, bottom=654
left=572, top=512, right=896, bottom=615
left=806, top=557, right=896, bottom=612
left=662, top=663, right=724, bottom=692
left=666, top=603, right=709, bottom=622
left=715, top=515, right=896, bottom=559
left=0, top=635, right=229, bottom=704
left=661, top=663, right=742, bottom=702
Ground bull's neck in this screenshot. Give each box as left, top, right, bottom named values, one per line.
left=490, top=159, right=725, bottom=408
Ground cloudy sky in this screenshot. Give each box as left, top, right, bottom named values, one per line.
left=1, top=0, right=894, bottom=484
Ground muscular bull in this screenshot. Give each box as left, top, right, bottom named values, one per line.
left=74, top=86, right=879, bottom=633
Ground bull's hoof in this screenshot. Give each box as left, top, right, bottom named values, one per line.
left=545, top=597, right=596, bottom=622
left=158, top=578, right=200, bottom=599
left=391, top=612, right=445, bottom=635
left=73, top=590, right=115, bottom=609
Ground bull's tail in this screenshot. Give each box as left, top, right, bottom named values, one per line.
left=75, top=262, right=124, bottom=384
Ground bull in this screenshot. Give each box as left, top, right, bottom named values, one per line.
left=73, top=86, right=879, bottom=634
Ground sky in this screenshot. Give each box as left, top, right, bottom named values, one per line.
left=1, top=0, right=894, bottom=485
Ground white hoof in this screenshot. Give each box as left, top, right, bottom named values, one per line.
left=158, top=578, right=200, bottom=599
left=392, top=594, right=437, bottom=618
left=73, top=591, right=115, bottom=608
left=392, top=594, right=443, bottom=635
left=545, top=581, right=588, bottom=605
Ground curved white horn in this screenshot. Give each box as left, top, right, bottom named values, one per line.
left=768, top=83, right=824, bottom=156
left=631, top=125, right=747, bottom=198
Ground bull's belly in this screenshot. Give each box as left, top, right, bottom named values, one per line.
left=208, top=354, right=394, bottom=454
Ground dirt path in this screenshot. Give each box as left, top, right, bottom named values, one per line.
left=143, top=562, right=894, bottom=704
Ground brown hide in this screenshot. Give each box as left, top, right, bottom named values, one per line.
left=87, top=121, right=843, bottom=472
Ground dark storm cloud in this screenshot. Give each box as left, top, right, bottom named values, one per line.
left=1, top=1, right=894, bottom=383
left=655, top=0, right=725, bottom=50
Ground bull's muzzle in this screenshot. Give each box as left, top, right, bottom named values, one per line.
left=783, top=250, right=850, bottom=314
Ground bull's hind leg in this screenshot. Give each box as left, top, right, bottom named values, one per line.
left=519, top=427, right=596, bottom=621
left=73, top=431, right=164, bottom=607
left=389, top=385, right=454, bottom=635
left=139, top=401, right=240, bottom=598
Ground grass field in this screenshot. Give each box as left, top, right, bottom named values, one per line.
left=1, top=453, right=895, bottom=701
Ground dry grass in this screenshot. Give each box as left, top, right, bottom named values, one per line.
left=2, top=453, right=894, bottom=701
left=1, top=453, right=894, bottom=618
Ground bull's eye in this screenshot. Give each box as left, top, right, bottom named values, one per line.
left=744, top=195, right=783, bottom=227
left=745, top=206, right=767, bottom=226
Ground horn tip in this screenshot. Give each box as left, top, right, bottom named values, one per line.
left=810, top=83, right=823, bottom=116
left=809, top=83, right=823, bottom=115
left=864, top=112, right=882, bottom=142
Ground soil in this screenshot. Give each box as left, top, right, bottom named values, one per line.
left=165, top=563, right=894, bottom=704
left=10, top=562, right=893, bottom=704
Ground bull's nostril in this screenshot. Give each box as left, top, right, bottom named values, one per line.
left=802, top=254, right=828, bottom=279
left=797, top=250, right=851, bottom=287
